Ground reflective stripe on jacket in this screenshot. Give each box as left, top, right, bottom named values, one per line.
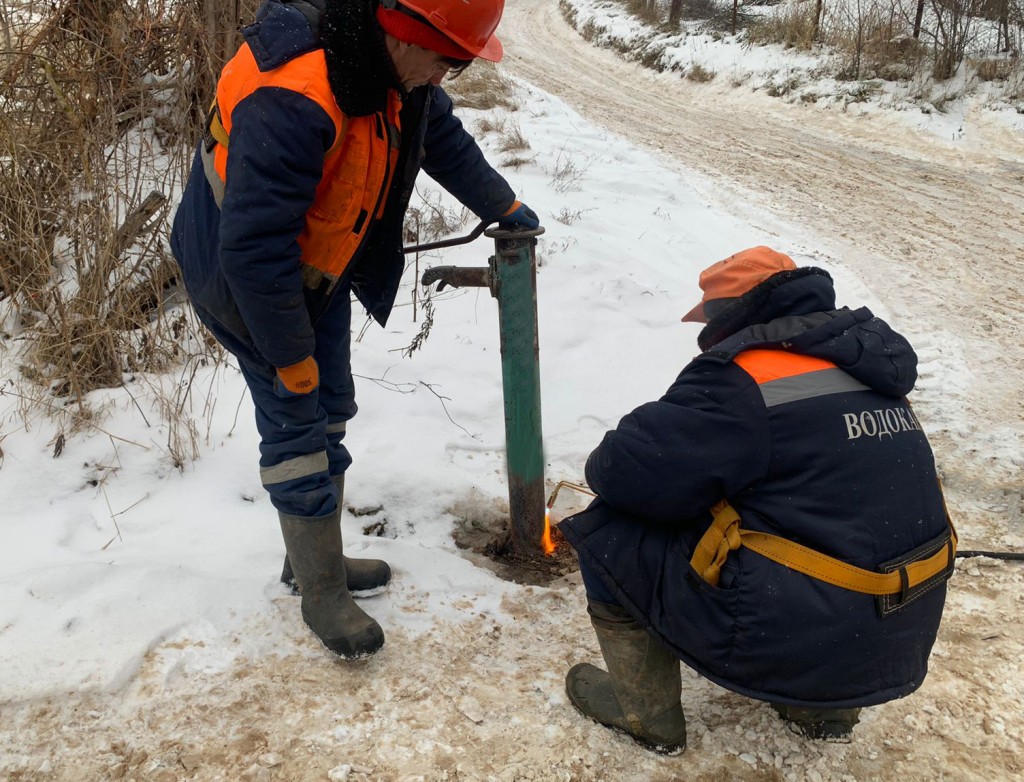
left=560, top=270, right=950, bottom=709
left=170, top=0, right=517, bottom=370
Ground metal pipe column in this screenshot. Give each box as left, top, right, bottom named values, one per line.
left=487, top=226, right=546, bottom=554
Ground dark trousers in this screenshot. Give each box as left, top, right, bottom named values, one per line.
left=578, top=556, right=619, bottom=605
left=199, top=287, right=357, bottom=517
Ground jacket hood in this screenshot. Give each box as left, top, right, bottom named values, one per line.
left=242, top=0, right=323, bottom=68
left=699, top=268, right=918, bottom=397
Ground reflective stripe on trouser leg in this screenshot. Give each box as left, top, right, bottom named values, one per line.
left=237, top=358, right=335, bottom=518
left=325, top=420, right=348, bottom=479
left=181, top=279, right=344, bottom=517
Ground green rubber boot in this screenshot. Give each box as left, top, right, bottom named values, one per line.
left=280, top=475, right=391, bottom=596
left=772, top=704, right=861, bottom=740
left=278, top=507, right=384, bottom=659
left=566, top=600, right=686, bottom=754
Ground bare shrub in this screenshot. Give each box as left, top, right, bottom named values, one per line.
left=397, top=190, right=471, bottom=357
left=558, top=0, right=581, bottom=30
left=554, top=207, right=595, bottom=225
left=763, top=70, right=805, bottom=96
left=623, top=0, right=666, bottom=25
left=687, top=62, right=717, bottom=81
left=681, top=0, right=757, bottom=32
left=1004, top=61, right=1024, bottom=99
left=1, top=1, right=198, bottom=400
left=0, top=0, right=261, bottom=461
left=637, top=42, right=669, bottom=71
left=403, top=191, right=472, bottom=247
left=823, top=1, right=927, bottom=80
left=925, top=0, right=985, bottom=79
left=549, top=150, right=591, bottom=193
left=676, top=0, right=726, bottom=20
left=842, top=79, right=883, bottom=102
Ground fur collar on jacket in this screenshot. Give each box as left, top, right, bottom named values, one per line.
left=321, top=0, right=403, bottom=116
left=697, top=267, right=835, bottom=352
left=698, top=268, right=918, bottom=397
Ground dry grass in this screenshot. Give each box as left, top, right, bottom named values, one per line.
left=549, top=149, right=591, bottom=194
left=687, top=62, right=717, bottom=82
left=623, top=0, right=666, bottom=26
left=500, top=155, right=536, bottom=169
left=403, top=191, right=472, bottom=247
left=748, top=1, right=820, bottom=50
left=971, top=55, right=1016, bottom=81
left=497, top=121, right=531, bottom=153
left=554, top=207, right=595, bottom=226
left=446, top=60, right=521, bottom=111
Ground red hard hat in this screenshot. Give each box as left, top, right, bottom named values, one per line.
left=395, top=0, right=505, bottom=62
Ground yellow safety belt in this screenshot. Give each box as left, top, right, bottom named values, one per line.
left=206, top=101, right=230, bottom=149
left=691, top=500, right=956, bottom=596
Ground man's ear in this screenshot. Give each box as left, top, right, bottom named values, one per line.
left=383, top=32, right=410, bottom=58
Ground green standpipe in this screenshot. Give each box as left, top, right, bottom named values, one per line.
left=418, top=225, right=547, bottom=555
left=487, top=226, right=546, bottom=554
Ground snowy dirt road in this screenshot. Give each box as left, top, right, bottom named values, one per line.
left=3, top=4, right=1023, bottom=781
left=501, top=1, right=1024, bottom=523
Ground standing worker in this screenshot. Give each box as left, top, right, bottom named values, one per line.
left=170, top=0, right=539, bottom=660
left=560, top=248, right=953, bottom=753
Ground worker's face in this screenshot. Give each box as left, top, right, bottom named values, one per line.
left=387, top=38, right=466, bottom=90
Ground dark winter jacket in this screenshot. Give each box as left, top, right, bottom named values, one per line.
left=560, top=268, right=951, bottom=708
left=170, top=0, right=515, bottom=370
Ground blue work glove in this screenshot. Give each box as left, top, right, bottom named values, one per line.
left=498, top=200, right=540, bottom=230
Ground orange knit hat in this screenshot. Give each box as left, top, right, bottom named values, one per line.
left=681, top=246, right=798, bottom=323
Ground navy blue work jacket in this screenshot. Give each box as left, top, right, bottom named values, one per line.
left=170, top=0, right=515, bottom=370
left=561, top=270, right=950, bottom=708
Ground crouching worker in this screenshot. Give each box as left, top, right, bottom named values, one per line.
left=170, top=0, right=539, bottom=660
left=559, top=247, right=953, bottom=753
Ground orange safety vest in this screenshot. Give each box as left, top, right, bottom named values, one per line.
left=202, top=42, right=402, bottom=293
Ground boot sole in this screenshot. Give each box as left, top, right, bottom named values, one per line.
left=282, top=579, right=390, bottom=598
left=304, top=619, right=385, bottom=660
left=572, top=709, right=686, bottom=756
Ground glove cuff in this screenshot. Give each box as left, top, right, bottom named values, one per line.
left=502, top=199, right=523, bottom=216
left=277, top=356, right=319, bottom=394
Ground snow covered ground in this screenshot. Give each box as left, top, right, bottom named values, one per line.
left=1, top=1, right=1022, bottom=780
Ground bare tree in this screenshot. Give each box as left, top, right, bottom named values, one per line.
left=814, top=0, right=826, bottom=41
left=928, top=0, right=981, bottom=78
left=913, top=0, right=926, bottom=37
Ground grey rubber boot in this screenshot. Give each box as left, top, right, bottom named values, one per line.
left=278, top=507, right=385, bottom=659
left=280, top=474, right=391, bottom=595
left=771, top=704, right=861, bottom=740
left=565, top=600, right=686, bottom=754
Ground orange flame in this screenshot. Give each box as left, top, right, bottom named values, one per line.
left=541, top=508, right=556, bottom=556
